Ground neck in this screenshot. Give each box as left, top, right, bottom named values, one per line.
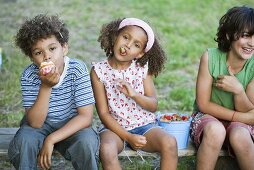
left=108, top=58, right=132, bottom=70
left=226, top=53, right=246, bottom=74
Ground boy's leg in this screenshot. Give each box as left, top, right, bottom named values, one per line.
left=227, top=122, right=254, bottom=169
left=8, top=124, right=48, bottom=170
left=99, top=130, right=124, bottom=170
left=56, top=127, right=100, bottom=170
left=142, top=128, right=178, bottom=170
left=191, top=114, right=226, bottom=170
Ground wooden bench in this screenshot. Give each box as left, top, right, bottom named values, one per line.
left=0, top=127, right=198, bottom=158
left=0, top=128, right=239, bottom=169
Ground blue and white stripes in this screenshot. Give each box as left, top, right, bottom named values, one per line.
left=21, top=56, right=95, bottom=122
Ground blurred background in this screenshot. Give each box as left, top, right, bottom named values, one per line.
left=0, top=0, right=253, bottom=126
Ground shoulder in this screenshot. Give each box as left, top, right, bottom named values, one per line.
left=21, top=63, right=40, bottom=83
left=68, top=57, right=89, bottom=74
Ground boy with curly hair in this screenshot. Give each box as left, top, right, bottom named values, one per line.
left=8, top=14, right=99, bottom=170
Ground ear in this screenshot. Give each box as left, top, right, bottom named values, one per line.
left=226, top=34, right=229, bottom=40
left=63, top=43, right=69, bottom=56
left=136, top=51, right=145, bottom=59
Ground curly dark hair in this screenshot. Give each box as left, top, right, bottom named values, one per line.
left=15, top=14, right=69, bottom=57
left=215, top=6, right=254, bottom=52
left=98, top=18, right=166, bottom=77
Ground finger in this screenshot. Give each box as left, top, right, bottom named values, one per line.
left=45, top=155, right=51, bottom=170
left=217, top=75, right=224, bottom=79
left=227, top=66, right=234, bottom=76
left=39, top=154, right=46, bottom=170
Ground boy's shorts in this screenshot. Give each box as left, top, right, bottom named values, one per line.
left=190, top=111, right=254, bottom=156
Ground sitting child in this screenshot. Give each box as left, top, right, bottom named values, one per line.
left=91, top=17, right=178, bottom=170
left=8, top=14, right=99, bottom=170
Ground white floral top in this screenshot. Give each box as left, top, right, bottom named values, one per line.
left=93, top=59, right=156, bottom=130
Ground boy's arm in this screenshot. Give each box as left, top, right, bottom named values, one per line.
left=234, top=78, right=254, bottom=112
left=196, top=51, right=237, bottom=121
left=45, top=104, right=93, bottom=144
left=25, top=67, right=60, bottom=128
left=38, top=104, right=93, bottom=169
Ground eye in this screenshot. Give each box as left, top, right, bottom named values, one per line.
left=34, top=51, right=42, bottom=56
left=123, top=34, right=128, bottom=40
left=135, top=43, right=141, bottom=48
left=241, top=32, right=251, bottom=38
left=49, top=47, right=56, bottom=51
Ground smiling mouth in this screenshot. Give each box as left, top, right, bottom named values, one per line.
left=243, top=47, right=254, bottom=54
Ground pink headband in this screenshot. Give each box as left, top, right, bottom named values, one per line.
left=118, top=18, right=155, bottom=52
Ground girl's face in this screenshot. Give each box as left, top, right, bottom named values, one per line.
left=230, top=32, right=254, bottom=60
left=31, top=35, right=68, bottom=74
left=113, top=25, right=147, bottom=62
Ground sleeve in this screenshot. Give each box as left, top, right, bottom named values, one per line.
left=73, top=60, right=95, bottom=108
left=92, top=61, right=105, bottom=82
left=143, top=61, right=149, bottom=79
left=20, top=67, right=40, bottom=108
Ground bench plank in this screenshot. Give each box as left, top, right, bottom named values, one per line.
left=0, top=128, right=229, bottom=158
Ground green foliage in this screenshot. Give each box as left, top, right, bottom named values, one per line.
left=0, top=0, right=254, bottom=130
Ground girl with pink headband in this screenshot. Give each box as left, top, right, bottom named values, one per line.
left=91, top=18, right=178, bottom=169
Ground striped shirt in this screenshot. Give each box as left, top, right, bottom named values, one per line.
left=21, top=56, right=95, bottom=122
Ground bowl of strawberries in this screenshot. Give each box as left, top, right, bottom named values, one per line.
left=157, top=113, right=192, bottom=149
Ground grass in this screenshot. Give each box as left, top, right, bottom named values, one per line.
left=0, top=0, right=254, bottom=169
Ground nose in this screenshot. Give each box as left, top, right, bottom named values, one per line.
left=125, top=40, right=133, bottom=49
left=43, top=52, right=51, bottom=61
left=251, top=35, right=254, bottom=46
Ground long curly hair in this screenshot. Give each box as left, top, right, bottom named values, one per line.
left=98, top=18, right=166, bottom=77
left=215, top=6, right=254, bottom=52
left=15, top=14, right=69, bottom=57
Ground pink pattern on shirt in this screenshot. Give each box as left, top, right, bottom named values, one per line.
left=93, top=59, right=156, bottom=130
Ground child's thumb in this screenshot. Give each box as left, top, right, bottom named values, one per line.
left=227, top=65, right=234, bottom=76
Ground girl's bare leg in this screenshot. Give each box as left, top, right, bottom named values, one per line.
left=142, top=128, right=178, bottom=170
left=99, top=131, right=124, bottom=170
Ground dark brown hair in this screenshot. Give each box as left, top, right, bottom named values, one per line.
left=98, top=18, right=166, bottom=77
left=15, top=14, right=69, bottom=57
left=215, top=6, right=254, bottom=52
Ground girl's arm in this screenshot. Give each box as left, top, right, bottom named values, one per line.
left=90, top=68, right=146, bottom=148
left=117, top=74, right=157, bottom=112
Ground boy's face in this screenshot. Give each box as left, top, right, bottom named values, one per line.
left=230, top=32, right=254, bottom=60
left=31, top=35, right=68, bottom=74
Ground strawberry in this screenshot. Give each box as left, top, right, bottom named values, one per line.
left=164, top=115, right=172, bottom=120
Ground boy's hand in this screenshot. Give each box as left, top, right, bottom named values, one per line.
left=214, top=66, right=244, bottom=94
left=39, top=66, right=60, bottom=87
left=38, top=138, right=54, bottom=170
left=126, top=134, right=147, bottom=150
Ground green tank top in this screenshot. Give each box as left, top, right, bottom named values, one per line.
left=194, top=48, right=254, bottom=111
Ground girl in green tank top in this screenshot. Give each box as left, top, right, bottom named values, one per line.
left=190, top=6, right=254, bottom=170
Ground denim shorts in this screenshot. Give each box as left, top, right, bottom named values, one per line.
left=98, top=122, right=161, bottom=148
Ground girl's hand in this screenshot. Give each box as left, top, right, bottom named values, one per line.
left=126, top=134, right=147, bottom=150
left=38, top=138, right=54, bottom=170
left=214, top=66, right=244, bottom=94
left=116, top=79, right=136, bottom=98
left=39, top=66, right=60, bottom=87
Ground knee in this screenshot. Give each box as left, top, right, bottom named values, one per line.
left=99, top=141, right=118, bottom=159
left=203, top=122, right=226, bottom=144
left=229, top=127, right=252, bottom=150
left=160, top=134, right=177, bottom=152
